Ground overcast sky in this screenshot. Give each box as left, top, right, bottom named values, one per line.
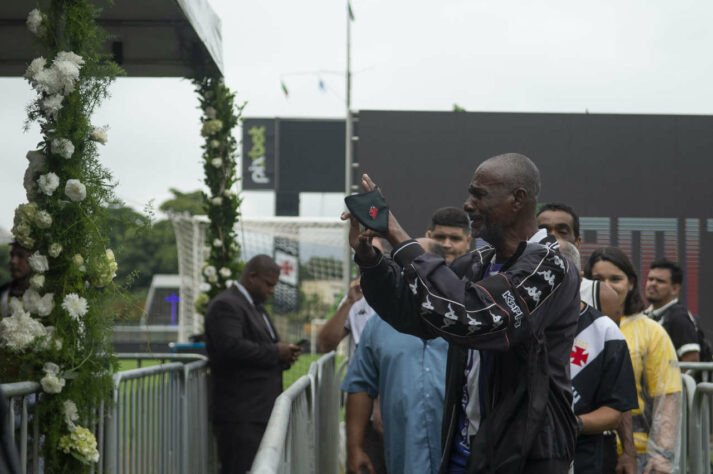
left=2, top=0, right=713, bottom=231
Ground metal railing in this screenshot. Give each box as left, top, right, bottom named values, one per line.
left=1, top=353, right=213, bottom=474
left=251, top=352, right=341, bottom=474
left=104, top=353, right=213, bottom=474
left=680, top=373, right=696, bottom=473
left=690, top=382, right=713, bottom=474
left=3, top=382, right=41, bottom=474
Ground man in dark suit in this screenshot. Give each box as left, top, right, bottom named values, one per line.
left=205, top=254, right=301, bottom=474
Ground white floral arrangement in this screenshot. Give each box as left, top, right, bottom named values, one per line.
left=4, top=5, right=123, bottom=470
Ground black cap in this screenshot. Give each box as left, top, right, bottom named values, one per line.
left=344, top=190, right=389, bottom=233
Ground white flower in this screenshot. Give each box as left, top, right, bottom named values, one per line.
left=52, top=54, right=83, bottom=96
left=42, top=94, right=64, bottom=119
left=91, top=128, right=107, bottom=144
left=62, top=293, right=88, bottom=320
left=210, top=139, right=220, bottom=149
left=210, top=158, right=223, bottom=168
left=219, top=267, right=231, bottom=278
left=223, top=190, right=232, bottom=198
left=208, top=274, right=218, bottom=283
left=43, top=362, right=60, bottom=375
left=31, top=67, right=59, bottom=94
left=212, top=239, right=222, bottom=248
left=63, top=400, right=79, bottom=426
left=48, top=243, right=62, bottom=258
left=26, top=9, right=45, bottom=37
left=203, top=246, right=211, bottom=259
left=41, top=373, right=65, bottom=394
left=8, top=298, right=23, bottom=315
left=23, top=288, right=54, bottom=316
left=35, top=210, right=52, bottom=229
left=30, top=274, right=45, bottom=289
left=65, top=179, right=86, bottom=202
left=205, top=106, right=217, bottom=119
left=0, top=307, right=47, bottom=352
left=73, top=254, right=84, bottom=265
left=28, top=252, right=49, bottom=273
left=22, top=288, right=41, bottom=313
left=51, top=138, right=74, bottom=159
left=96, top=249, right=118, bottom=285
left=24, top=57, right=46, bottom=80
left=211, top=197, right=222, bottom=206
left=199, top=282, right=211, bottom=292
left=35, top=293, right=55, bottom=317
left=55, top=51, right=85, bottom=68
left=38, top=172, right=60, bottom=196
left=203, top=265, right=217, bottom=278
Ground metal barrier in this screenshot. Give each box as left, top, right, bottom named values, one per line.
left=3, top=382, right=41, bottom=474
left=252, top=352, right=341, bottom=474
left=251, top=375, right=315, bottom=474
left=680, top=373, right=696, bottom=473
left=690, top=382, right=713, bottom=474
left=309, top=353, right=339, bottom=474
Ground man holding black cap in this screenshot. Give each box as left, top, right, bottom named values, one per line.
left=343, top=153, right=580, bottom=473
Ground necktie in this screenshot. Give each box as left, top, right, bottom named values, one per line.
left=254, top=303, right=277, bottom=340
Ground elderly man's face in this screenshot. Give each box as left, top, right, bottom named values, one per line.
left=463, top=165, right=513, bottom=245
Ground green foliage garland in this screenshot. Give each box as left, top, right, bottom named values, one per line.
left=192, top=77, right=245, bottom=320
left=3, top=1, right=123, bottom=471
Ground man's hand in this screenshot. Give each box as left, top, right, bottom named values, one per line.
left=347, top=447, right=375, bottom=474
left=341, top=173, right=410, bottom=261
left=643, top=454, right=672, bottom=474
left=277, top=342, right=301, bottom=365
left=615, top=452, right=637, bottom=474
left=347, top=278, right=363, bottom=304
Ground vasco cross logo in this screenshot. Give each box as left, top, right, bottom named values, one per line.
left=502, top=290, right=524, bottom=328
left=369, top=205, right=378, bottom=219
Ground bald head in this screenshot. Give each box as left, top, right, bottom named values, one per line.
left=557, top=240, right=581, bottom=273
left=477, top=153, right=540, bottom=208
left=243, top=254, right=280, bottom=277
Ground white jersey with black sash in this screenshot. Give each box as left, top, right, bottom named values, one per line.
left=579, top=278, right=601, bottom=312
left=570, top=303, right=637, bottom=473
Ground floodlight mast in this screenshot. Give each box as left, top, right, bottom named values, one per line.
left=343, top=0, right=354, bottom=291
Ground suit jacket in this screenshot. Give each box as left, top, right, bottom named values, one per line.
left=205, top=285, right=283, bottom=423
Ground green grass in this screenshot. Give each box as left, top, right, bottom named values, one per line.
left=283, top=353, right=346, bottom=388
left=117, top=354, right=345, bottom=390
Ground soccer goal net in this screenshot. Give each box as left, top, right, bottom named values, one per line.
left=172, top=215, right=350, bottom=344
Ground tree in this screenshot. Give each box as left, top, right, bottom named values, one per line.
left=105, top=205, right=178, bottom=292
left=158, top=187, right=205, bottom=216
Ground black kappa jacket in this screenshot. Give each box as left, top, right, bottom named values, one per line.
left=358, top=233, right=580, bottom=473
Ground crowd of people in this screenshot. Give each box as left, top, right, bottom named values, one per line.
left=202, top=153, right=702, bottom=473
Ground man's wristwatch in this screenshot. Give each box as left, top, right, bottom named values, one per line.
left=576, top=415, right=584, bottom=435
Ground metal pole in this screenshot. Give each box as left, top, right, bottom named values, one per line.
left=343, top=0, right=353, bottom=292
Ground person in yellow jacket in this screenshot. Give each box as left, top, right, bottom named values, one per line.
left=585, top=246, right=681, bottom=474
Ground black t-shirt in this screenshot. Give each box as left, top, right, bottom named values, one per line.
left=650, top=302, right=700, bottom=358
left=571, top=304, right=638, bottom=474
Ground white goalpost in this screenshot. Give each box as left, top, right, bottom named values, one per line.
left=172, top=215, right=350, bottom=343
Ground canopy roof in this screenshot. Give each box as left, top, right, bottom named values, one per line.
left=0, top=0, right=223, bottom=77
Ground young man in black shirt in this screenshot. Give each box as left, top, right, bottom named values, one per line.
left=645, top=258, right=701, bottom=362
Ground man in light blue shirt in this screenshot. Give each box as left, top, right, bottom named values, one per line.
left=342, top=313, right=449, bottom=474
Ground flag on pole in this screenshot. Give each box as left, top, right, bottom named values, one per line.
left=280, top=81, right=289, bottom=97
left=348, top=2, right=355, bottom=21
